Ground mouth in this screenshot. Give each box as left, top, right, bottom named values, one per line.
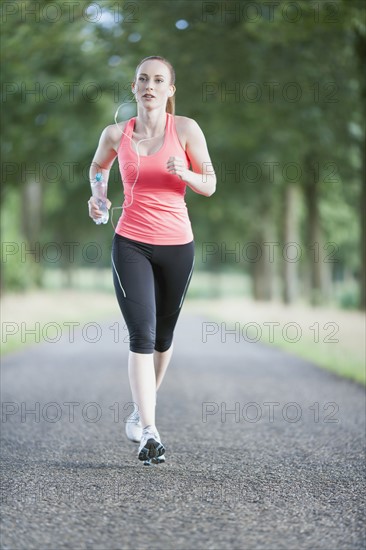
left=143, top=94, right=155, bottom=98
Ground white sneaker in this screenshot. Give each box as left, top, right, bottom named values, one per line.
left=138, top=425, right=165, bottom=463
left=125, top=407, right=142, bottom=443
left=125, top=393, right=158, bottom=444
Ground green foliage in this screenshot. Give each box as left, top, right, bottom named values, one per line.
left=1, top=0, right=364, bottom=307
left=1, top=189, right=39, bottom=290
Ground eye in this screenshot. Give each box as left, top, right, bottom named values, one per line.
left=156, top=79, right=163, bottom=83
left=138, top=76, right=145, bottom=81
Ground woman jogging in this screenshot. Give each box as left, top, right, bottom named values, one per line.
left=88, top=56, right=216, bottom=464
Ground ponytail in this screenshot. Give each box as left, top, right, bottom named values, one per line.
left=166, top=95, right=175, bottom=115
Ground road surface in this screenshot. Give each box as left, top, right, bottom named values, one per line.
left=1, top=312, right=365, bottom=549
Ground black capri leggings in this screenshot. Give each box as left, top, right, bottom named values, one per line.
left=111, top=233, right=195, bottom=354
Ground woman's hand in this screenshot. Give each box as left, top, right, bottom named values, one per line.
left=166, top=156, right=189, bottom=181
left=88, top=196, right=112, bottom=221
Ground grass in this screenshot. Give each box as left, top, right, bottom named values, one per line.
left=1, top=288, right=118, bottom=356
left=183, top=296, right=365, bottom=386
left=1, top=270, right=365, bottom=386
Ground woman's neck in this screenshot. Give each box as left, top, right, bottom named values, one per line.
left=134, top=107, right=167, bottom=138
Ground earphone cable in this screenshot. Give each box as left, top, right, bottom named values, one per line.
left=110, top=97, right=165, bottom=230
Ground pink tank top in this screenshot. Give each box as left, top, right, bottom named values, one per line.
left=115, top=112, right=194, bottom=245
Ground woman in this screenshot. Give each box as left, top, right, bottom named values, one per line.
left=88, top=56, right=216, bottom=464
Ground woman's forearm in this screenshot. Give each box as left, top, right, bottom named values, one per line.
left=89, top=163, right=111, bottom=186
left=182, top=169, right=216, bottom=197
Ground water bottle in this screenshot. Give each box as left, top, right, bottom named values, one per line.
left=91, top=172, right=109, bottom=225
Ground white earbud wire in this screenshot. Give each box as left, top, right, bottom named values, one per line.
left=110, top=93, right=165, bottom=230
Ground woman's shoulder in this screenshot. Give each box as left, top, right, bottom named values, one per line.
left=174, top=115, right=201, bottom=142
left=103, top=120, right=130, bottom=140
left=173, top=116, right=204, bottom=151
left=101, top=120, right=131, bottom=151
left=174, top=115, right=199, bottom=131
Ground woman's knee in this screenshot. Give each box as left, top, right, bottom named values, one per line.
left=128, top=322, right=156, bottom=354
left=154, top=310, right=179, bottom=352
left=154, top=336, right=173, bottom=353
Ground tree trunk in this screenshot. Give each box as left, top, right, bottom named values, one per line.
left=251, top=209, right=275, bottom=301
left=282, top=184, right=301, bottom=304
left=360, top=134, right=366, bottom=310
left=20, top=179, right=43, bottom=287
left=353, top=23, right=366, bottom=309
left=303, top=152, right=328, bottom=306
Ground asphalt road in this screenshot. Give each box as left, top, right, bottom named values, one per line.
left=1, top=312, right=365, bottom=550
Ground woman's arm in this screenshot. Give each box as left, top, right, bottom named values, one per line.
left=166, top=117, right=216, bottom=197
left=88, top=125, right=120, bottom=220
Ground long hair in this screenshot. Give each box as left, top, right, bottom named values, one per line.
left=134, top=56, right=176, bottom=115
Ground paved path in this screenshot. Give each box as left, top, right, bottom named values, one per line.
left=1, top=312, right=365, bottom=549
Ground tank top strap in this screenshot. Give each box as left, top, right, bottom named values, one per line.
left=166, top=112, right=185, bottom=155
left=117, top=117, right=136, bottom=153
left=166, top=112, right=173, bottom=135
left=126, top=116, right=136, bottom=137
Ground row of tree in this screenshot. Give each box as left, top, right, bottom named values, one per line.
left=1, top=0, right=365, bottom=308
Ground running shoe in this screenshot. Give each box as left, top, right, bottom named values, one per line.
left=125, top=393, right=158, bottom=443
left=138, top=425, right=165, bottom=462
left=125, top=407, right=142, bottom=443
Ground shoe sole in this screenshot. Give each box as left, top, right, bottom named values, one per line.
left=143, top=456, right=166, bottom=465
left=138, top=438, right=165, bottom=462
left=127, top=435, right=141, bottom=444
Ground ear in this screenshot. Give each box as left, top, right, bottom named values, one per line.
left=168, top=85, right=176, bottom=97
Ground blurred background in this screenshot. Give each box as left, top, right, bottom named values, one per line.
left=1, top=0, right=365, bottom=381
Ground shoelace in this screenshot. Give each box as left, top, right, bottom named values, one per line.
left=131, top=412, right=140, bottom=423
left=142, top=427, right=160, bottom=441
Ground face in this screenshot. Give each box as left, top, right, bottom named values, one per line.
left=133, top=60, right=175, bottom=109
